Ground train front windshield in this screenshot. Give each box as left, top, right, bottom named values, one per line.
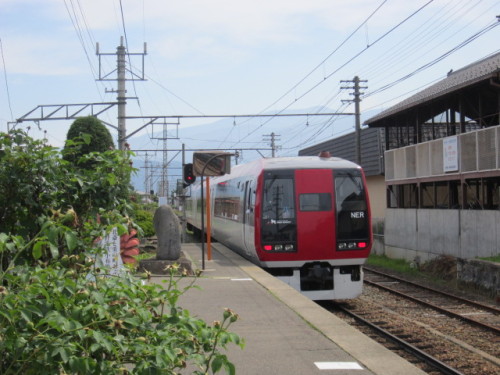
left=334, top=170, right=369, bottom=244
left=261, top=171, right=297, bottom=244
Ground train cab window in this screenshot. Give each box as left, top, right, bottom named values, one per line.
left=334, top=170, right=369, bottom=240
left=262, top=170, right=297, bottom=243
left=262, top=174, right=295, bottom=220
left=299, top=193, right=332, bottom=211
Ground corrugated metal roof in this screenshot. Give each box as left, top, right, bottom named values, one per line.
left=365, top=51, right=500, bottom=124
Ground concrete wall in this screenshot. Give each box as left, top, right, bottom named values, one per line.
left=382, top=208, right=500, bottom=261
left=366, top=175, right=386, bottom=219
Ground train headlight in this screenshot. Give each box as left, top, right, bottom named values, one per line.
left=274, top=244, right=283, bottom=251
left=285, top=244, right=294, bottom=251
left=338, top=242, right=347, bottom=250
left=348, top=242, right=357, bottom=249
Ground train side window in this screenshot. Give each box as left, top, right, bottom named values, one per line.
left=299, top=193, right=332, bottom=211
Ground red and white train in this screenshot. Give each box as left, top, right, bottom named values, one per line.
left=185, top=154, right=372, bottom=300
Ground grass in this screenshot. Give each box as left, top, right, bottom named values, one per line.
left=477, top=255, right=500, bottom=263
left=366, top=254, right=421, bottom=277
left=124, top=252, right=156, bottom=272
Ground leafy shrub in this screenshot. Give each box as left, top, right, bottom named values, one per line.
left=133, top=209, right=155, bottom=238
left=0, top=245, right=243, bottom=374
left=0, top=129, right=243, bottom=374
left=62, top=116, right=115, bottom=166
left=0, top=130, right=135, bottom=264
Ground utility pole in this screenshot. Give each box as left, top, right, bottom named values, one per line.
left=117, top=40, right=126, bottom=151
left=96, top=37, right=147, bottom=150
left=341, top=76, right=367, bottom=165
left=263, top=132, right=281, bottom=157
left=150, top=120, right=179, bottom=199
left=144, top=152, right=151, bottom=196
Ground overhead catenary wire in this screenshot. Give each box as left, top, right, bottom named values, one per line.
left=228, top=0, right=435, bottom=150
left=222, top=0, right=389, bottom=148
left=257, top=0, right=389, bottom=117
left=361, top=0, right=496, bottom=90
left=358, top=0, right=473, bottom=81
left=63, top=0, right=104, bottom=99
left=0, top=38, right=14, bottom=123
left=364, top=19, right=500, bottom=98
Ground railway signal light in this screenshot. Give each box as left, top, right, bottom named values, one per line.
left=183, top=163, right=196, bottom=187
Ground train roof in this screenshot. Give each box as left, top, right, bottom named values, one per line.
left=222, top=156, right=361, bottom=179
left=258, top=156, right=361, bottom=170
left=188, top=156, right=362, bottom=188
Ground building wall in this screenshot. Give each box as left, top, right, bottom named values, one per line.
left=299, top=128, right=385, bottom=176
left=382, top=208, right=500, bottom=261
left=366, top=175, right=386, bottom=219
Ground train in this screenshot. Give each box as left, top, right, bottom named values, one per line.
left=184, top=153, right=372, bottom=300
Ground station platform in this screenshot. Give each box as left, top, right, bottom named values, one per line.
left=151, top=243, right=428, bottom=375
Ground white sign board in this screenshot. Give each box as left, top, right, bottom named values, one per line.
left=97, top=227, right=124, bottom=276
left=443, top=136, right=459, bottom=172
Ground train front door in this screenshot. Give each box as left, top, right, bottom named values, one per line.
left=242, top=180, right=255, bottom=257
left=294, top=169, right=335, bottom=259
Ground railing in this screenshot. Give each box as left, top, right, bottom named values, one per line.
left=385, top=125, right=500, bottom=181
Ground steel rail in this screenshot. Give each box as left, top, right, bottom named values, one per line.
left=335, top=304, right=465, bottom=375
left=364, top=267, right=500, bottom=314
left=363, top=268, right=500, bottom=335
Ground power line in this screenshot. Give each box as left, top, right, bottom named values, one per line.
left=118, top=0, right=141, bottom=108
left=143, top=72, right=205, bottom=115
left=364, top=19, right=500, bottom=98
left=258, top=0, right=388, bottom=116
left=0, top=38, right=14, bottom=122
left=222, top=0, right=388, bottom=147
left=228, top=0, right=435, bottom=149
left=63, top=0, right=105, bottom=102
left=361, top=0, right=492, bottom=89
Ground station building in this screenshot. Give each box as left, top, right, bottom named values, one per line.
left=302, top=51, right=500, bottom=262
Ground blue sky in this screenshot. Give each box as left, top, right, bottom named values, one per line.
left=1, top=0, right=499, bottom=156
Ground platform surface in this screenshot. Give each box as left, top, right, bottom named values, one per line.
left=150, top=243, right=427, bottom=375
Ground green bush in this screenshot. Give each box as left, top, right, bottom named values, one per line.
left=62, top=116, right=115, bottom=166
left=0, top=251, right=242, bottom=374
left=134, top=209, right=155, bottom=238
left=0, top=129, right=243, bottom=374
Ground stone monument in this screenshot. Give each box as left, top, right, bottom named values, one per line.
left=138, top=205, right=192, bottom=275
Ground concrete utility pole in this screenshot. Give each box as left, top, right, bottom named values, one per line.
left=341, top=76, right=367, bottom=165
left=117, top=40, right=126, bottom=151
left=96, top=37, right=147, bottom=150
left=263, top=132, right=281, bottom=157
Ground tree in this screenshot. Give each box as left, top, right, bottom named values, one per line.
left=63, top=116, right=115, bottom=165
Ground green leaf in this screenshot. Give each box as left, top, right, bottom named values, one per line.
left=106, top=174, right=117, bottom=186
left=64, top=231, right=78, bottom=251
left=211, top=356, right=223, bottom=373
left=49, top=243, right=59, bottom=258
left=225, top=361, right=236, bottom=375
left=51, top=347, right=70, bottom=363
left=46, top=226, right=59, bottom=244
left=32, top=240, right=46, bottom=259
left=81, top=133, right=92, bottom=145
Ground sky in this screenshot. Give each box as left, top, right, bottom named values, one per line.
left=1, top=0, right=500, bottom=161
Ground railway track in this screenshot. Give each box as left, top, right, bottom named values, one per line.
left=363, top=267, right=500, bottom=335
left=331, top=303, right=465, bottom=375
left=323, top=267, right=500, bottom=375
